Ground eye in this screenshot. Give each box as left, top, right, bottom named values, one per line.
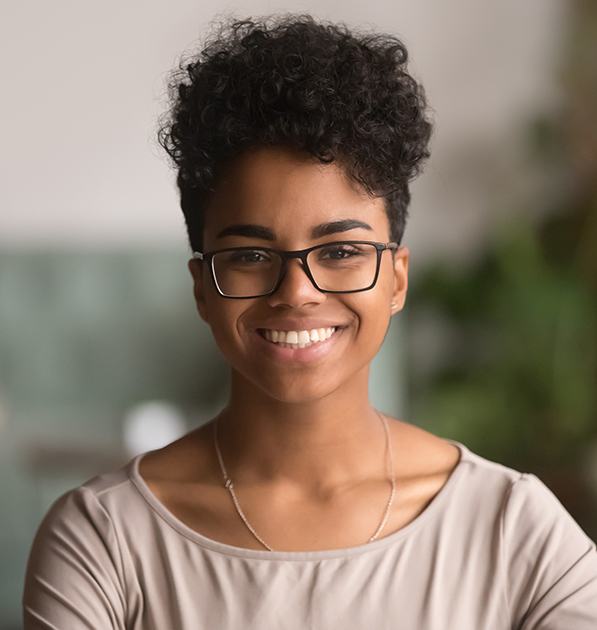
left=319, top=244, right=363, bottom=260
left=228, top=249, right=270, bottom=264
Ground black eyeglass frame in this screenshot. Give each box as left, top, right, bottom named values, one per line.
left=192, top=240, right=400, bottom=299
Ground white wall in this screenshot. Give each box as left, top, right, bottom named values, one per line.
left=1, top=0, right=567, bottom=266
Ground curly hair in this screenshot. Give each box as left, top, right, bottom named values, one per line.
left=158, top=13, right=433, bottom=252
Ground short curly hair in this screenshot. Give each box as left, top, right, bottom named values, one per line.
left=158, top=13, right=433, bottom=252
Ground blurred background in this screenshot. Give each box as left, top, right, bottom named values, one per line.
left=1, top=0, right=595, bottom=626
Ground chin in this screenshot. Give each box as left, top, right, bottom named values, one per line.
left=253, top=373, right=342, bottom=405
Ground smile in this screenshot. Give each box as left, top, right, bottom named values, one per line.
left=258, top=326, right=337, bottom=348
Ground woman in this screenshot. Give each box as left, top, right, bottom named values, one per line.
left=23, top=14, right=597, bottom=629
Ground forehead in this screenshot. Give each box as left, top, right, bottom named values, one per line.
left=204, top=146, right=388, bottom=242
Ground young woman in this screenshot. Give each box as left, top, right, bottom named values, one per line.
left=23, top=14, right=597, bottom=629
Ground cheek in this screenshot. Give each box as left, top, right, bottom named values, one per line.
left=202, top=300, right=246, bottom=357
left=356, top=269, right=395, bottom=342
left=345, top=291, right=392, bottom=350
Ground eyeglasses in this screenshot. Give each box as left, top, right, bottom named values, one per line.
left=192, top=240, right=399, bottom=299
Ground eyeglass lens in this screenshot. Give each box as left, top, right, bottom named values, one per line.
left=212, top=242, right=379, bottom=297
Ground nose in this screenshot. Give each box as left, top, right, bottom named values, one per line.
left=265, top=258, right=325, bottom=308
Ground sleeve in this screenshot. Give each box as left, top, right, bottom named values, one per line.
left=502, top=472, right=597, bottom=630
left=22, top=485, right=127, bottom=629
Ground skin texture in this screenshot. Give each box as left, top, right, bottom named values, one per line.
left=139, top=145, right=461, bottom=551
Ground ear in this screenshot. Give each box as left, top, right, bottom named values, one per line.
left=390, top=245, right=409, bottom=315
left=187, top=258, right=210, bottom=323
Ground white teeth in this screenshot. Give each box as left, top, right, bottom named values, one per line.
left=298, top=331, right=310, bottom=344
left=262, top=327, right=337, bottom=346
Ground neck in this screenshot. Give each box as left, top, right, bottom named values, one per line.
left=214, top=366, right=388, bottom=496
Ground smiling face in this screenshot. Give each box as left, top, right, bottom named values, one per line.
left=188, top=145, right=409, bottom=404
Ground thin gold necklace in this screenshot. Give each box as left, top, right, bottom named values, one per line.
left=213, top=409, right=396, bottom=551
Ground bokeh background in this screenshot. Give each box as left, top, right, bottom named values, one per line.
left=1, top=0, right=595, bottom=626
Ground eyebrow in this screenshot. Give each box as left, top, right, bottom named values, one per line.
left=215, top=219, right=373, bottom=241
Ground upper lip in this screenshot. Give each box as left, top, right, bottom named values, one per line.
left=254, top=320, right=347, bottom=332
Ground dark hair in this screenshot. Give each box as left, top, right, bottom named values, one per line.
left=158, top=13, right=433, bottom=252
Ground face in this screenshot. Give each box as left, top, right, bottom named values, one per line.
left=188, top=145, right=409, bottom=403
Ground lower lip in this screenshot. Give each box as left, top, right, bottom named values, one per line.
left=252, top=328, right=346, bottom=363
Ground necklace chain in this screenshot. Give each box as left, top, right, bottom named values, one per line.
left=213, top=410, right=396, bottom=551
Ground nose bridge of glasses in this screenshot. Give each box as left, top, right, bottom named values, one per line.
left=277, top=249, right=317, bottom=289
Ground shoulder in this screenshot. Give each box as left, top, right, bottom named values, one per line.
left=23, top=472, right=132, bottom=624
left=391, top=423, right=593, bottom=546
left=502, top=471, right=596, bottom=559
left=503, top=472, right=591, bottom=529
left=26, top=458, right=144, bottom=577
left=394, top=425, right=597, bottom=626
left=36, top=462, right=133, bottom=536
left=26, top=458, right=141, bottom=565
left=388, top=419, right=553, bottom=522
left=502, top=472, right=597, bottom=627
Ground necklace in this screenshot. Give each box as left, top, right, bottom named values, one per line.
left=213, top=409, right=396, bottom=551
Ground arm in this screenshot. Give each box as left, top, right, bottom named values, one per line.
left=23, top=486, right=127, bottom=629
left=503, top=472, right=597, bottom=629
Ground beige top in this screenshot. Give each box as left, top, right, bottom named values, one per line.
left=23, top=439, right=597, bottom=629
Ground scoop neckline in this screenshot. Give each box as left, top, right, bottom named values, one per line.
left=128, top=438, right=469, bottom=561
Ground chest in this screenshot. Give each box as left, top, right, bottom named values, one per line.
left=122, top=529, right=509, bottom=630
